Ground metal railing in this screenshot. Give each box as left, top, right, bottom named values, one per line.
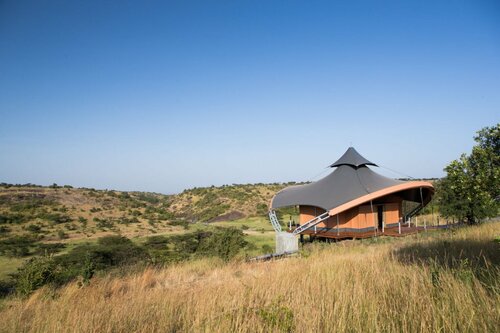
left=292, top=211, right=330, bottom=235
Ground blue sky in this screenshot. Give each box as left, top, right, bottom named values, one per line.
left=1, top=1, right=499, bottom=194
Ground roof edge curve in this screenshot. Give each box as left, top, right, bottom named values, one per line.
left=327, top=181, right=434, bottom=216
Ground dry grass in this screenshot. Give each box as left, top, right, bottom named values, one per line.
left=1, top=223, right=498, bottom=333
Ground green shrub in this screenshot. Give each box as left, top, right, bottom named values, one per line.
left=80, top=252, right=95, bottom=286
left=53, top=236, right=148, bottom=284
left=57, top=230, right=68, bottom=239
left=15, top=256, right=56, bottom=296
left=135, top=193, right=160, bottom=204
left=257, top=298, right=295, bottom=332
left=256, top=203, right=269, bottom=215
left=261, top=244, right=273, bottom=253
left=0, top=213, right=29, bottom=225
left=38, top=212, right=72, bottom=224
left=93, top=217, right=115, bottom=230
left=143, top=235, right=169, bottom=250
left=34, top=243, right=66, bottom=255
left=0, top=225, right=11, bottom=234
left=8, top=196, right=55, bottom=212
left=169, top=219, right=189, bottom=229
left=0, top=236, right=37, bottom=257
left=196, top=227, right=248, bottom=261
left=26, top=224, right=42, bottom=233
left=78, top=216, right=88, bottom=228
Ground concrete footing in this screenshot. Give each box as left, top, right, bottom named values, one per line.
left=276, top=232, right=298, bottom=254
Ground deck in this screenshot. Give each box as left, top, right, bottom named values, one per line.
left=291, top=223, right=457, bottom=240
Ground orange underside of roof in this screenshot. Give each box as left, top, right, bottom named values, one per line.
left=327, top=181, right=434, bottom=217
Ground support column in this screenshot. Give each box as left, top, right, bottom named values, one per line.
left=370, top=200, right=376, bottom=236
left=336, top=214, right=339, bottom=236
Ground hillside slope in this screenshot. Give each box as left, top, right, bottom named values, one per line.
left=0, top=183, right=294, bottom=241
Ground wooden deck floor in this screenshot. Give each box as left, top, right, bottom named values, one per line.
left=292, top=224, right=454, bottom=240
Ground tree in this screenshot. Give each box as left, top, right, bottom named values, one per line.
left=437, top=123, right=499, bottom=224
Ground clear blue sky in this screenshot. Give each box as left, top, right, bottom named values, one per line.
left=1, top=1, right=499, bottom=194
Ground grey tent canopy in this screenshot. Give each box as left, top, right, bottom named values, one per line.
left=328, top=146, right=378, bottom=168
left=270, top=147, right=434, bottom=213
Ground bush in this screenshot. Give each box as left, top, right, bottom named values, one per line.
left=39, top=212, right=72, bottom=224
left=78, top=216, right=88, bottom=228
left=169, top=219, right=189, bottom=229
left=0, top=236, right=37, bottom=257
left=57, top=236, right=147, bottom=273
left=256, top=203, right=268, bottom=215
left=135, top=193, right=160, bottom=204
left=26, top=224, right=42, bottom=233
left=57, top=230, right=68, bottom=239
left=34, top=243, right=66, bottom=255
left=0, top=213, right=29, bottom=225
left=93, top=217, right=115, bottom=230
left=143, top=235, right=169, bottom=250
left=15, top=256, right=56, bottom=296
left=261, top=244, right=273, bottom=254
left=197, top=227, right=248, bottom=261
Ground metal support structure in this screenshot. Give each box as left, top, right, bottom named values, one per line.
left=292, top=211, right=330, bottom=235
left=268, top=210, right=282, bottom=233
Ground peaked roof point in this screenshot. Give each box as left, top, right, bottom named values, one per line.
left=329, top=147, right=377, bottom=168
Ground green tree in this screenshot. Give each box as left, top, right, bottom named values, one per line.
left=437, top=124, right=499, bottom=224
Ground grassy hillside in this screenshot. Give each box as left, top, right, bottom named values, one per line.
left=0, top=183, right=294, bottom=283
left=0, top=182, right=293, bottom=240
left=0, top=222, right=498, bottom=332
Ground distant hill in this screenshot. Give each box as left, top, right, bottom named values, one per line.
left=0, top=182, right=297, bottom=241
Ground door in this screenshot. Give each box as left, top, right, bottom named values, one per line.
left=377, top=205, right=384, bottom=230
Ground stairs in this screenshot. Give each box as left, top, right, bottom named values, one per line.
left=268, top=210, right=282, bottom=232
left=292, top=211, right=330, bottom=235
left=403, top=204, right=424, bottom=222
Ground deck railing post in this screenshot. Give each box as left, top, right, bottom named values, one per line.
left=314, top=225, right=317, bottom=234
left=336, top=214, right=339, bottom=236
left=398, top=221, right=401, bottom=234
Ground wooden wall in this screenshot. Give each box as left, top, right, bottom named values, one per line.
left=299, top=200, right=402, bottom=230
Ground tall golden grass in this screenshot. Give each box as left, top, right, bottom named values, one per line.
left=1, top=223, right=498, bottom=332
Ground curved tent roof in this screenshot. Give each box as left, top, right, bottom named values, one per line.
left=328, top=146, right=378, bottom=168
left=270, top=147, right=434, bottom=214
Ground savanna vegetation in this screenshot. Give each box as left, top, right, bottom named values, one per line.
left=0, top=222, right=498, bottom=332
left=0, top=182, right=294, bottom=296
